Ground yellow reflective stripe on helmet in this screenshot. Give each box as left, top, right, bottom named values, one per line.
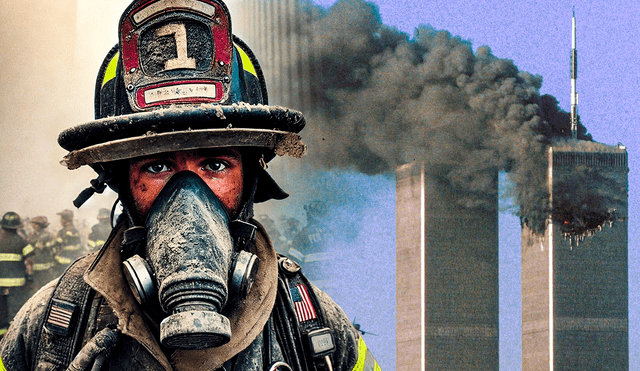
left=102, top=51, right=120, bottom=88
left=0, top=253, right=22, bottom=262
left=0, top=277, right=26, bottom=287
left=23, top=244, right=34, bottom=256
left=234, top=43, right=257, bottom=77
left=0, top=354, right=7, bottom=371
left=352, top=337, right=381, bottom=371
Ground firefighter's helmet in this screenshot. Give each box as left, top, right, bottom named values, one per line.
left=304, top=201, right=327, bottom=218
left=58, top=0, right=306, bottom=171
left=1, top=212, right=22, bottom=230
left=30, top=216, right=50, bottom=228
left=57, top=209, right=74, bottom=222
left=98, top=208, right=111, bottom=220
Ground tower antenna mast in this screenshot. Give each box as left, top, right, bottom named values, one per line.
left=571, top=7, right=578, bottom=139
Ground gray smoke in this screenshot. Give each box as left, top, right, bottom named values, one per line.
left=276, top=0, right=607, bottom=234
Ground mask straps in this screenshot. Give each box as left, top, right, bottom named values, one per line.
left=233, top=152, right=264, bottom=224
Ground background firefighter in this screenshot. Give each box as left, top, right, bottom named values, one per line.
left=51, top=209, right=83, bottom=277
left=24, top=216, right=56, bottom=297
left=0, top=212, right=32, bottom=339
left=0, top=0, right=380, bottom=370
left=86, top=208, right=113, bottom=253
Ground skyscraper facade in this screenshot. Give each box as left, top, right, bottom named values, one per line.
left=521, top=145, right=628, bottom=370
left=226, top=0, right=312, bottom=112
left=396, top=162, right=499, bottom=370
left=227, top=0, right=311, bottom=207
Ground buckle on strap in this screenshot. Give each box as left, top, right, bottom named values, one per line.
left=307, top=328, right=335, bottom=357
left=268, top=362, right=293, bottom=371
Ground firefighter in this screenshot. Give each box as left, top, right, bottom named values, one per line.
left=290, top=201, right=332, bottom=288
left=0, top=0, right=379, bottom=370
left=52, top=209, right=82, bottom=276
left=279, top=216, right=303, bottom=262
left=0, top=212, right=31, bottom=339
left=24, top=216, right=56, bottom=295
left=86, top=208, right=112, bottom=253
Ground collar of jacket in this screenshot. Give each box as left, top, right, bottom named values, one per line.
left=83, top=219, right=279, bottom=371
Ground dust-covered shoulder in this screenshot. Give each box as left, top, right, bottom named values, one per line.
left=0, top=278, right=58, bottom=370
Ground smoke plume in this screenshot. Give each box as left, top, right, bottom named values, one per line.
left=280, top=0, right=606, bottom=234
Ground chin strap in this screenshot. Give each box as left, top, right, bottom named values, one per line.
left=235, top=159, right=262, bottom=223
left=119, top=202, right=147, bottom=260
left=73, top=168, right=112, bottom=208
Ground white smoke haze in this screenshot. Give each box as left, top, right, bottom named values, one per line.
left=0, top=0, right=128, bottom=231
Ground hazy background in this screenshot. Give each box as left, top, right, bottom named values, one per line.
left=1, top=0, right=638, bottom=370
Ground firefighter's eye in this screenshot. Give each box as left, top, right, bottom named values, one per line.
left=203, top=161, right=227, bottom=172
left=145, top=162, right=171, bottom=174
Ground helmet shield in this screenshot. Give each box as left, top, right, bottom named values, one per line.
left=58, top=0, right=306, bottom=170
left=119, top=0, right=233, bottom=110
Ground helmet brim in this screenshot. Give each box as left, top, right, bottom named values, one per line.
left=59, top=103, right=306, bottom=169
left=61, top=128, right=306, bottom=170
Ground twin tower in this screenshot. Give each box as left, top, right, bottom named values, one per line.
left=396, top=146, right=628, bottom=370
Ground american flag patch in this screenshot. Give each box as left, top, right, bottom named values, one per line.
left=46, top=299, right=78, bottom=336
left=290, top=284, right=317, bottom=322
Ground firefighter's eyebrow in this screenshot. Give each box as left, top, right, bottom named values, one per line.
left=196, top=148, right=242, bottom=159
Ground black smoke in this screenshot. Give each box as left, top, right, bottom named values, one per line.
left=274, top=0, right=608, bottom=235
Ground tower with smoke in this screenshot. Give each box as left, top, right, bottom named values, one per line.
left=521, top=143, right=628, bottom=370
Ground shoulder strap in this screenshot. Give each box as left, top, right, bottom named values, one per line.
left=33, top=257, right=96, bottom=371
left=275, top=255, right=336, bottom=371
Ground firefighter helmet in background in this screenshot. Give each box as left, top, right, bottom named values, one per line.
left=57, top=209, right=74, bottom=223
left=304, top=201, right=327, bottom=219
left=97, top=208, right=110, bottom=220
left=1, top=212, right=22, bottom=230
left=58, top=0, right=306, bottom=174
left=30, top=216, right=50, bottom=228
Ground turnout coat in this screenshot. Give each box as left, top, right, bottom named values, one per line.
left=0, top=221, right=379, bottom=371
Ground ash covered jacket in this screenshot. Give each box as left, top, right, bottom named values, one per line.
left=0, top=229, right=30, bottom=288
left=0, top=221, right=380, bottom=371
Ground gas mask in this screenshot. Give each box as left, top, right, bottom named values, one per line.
left=121, top=171, right=259, bottom=350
